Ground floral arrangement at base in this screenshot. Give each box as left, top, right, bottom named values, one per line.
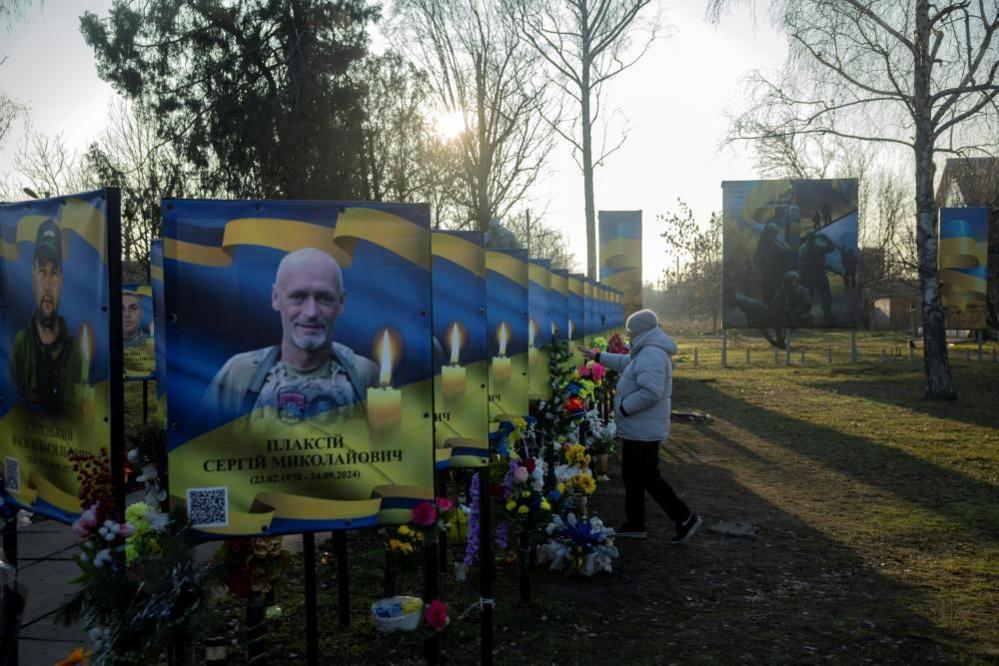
left=500, top=457, right=551, bottom=537
left=586, top=411, right=617, bottom=456
left=538, top=513, right=619, bottom=576
left=215, top=536, right=291, bottom=598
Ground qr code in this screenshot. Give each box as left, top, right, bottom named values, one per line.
left=187, top=487, right=228, bottom=528
left=4, top=457, right=19, bottom=493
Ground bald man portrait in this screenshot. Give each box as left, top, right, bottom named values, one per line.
left=202, top=247, right=379, bottom=425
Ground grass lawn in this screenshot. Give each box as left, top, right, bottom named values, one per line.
left=213, top=331, right=998, bottom=664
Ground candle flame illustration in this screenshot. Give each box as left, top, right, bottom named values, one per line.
left=528, top=319, right=536, bottom=347
left=378, top=329, right=393, bottom=386
left=79, top=323, right=92, bottom=382
left=449, top=322, right=461, bottom=365
left=568, top=320, right=575, bottom=340
left=497, top=322, right=509, bottom=356
left=550, top=320, right=557, bottom=337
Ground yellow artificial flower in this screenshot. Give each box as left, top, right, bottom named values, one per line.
left=557, top=482, right=566, bottom=494
left=398, top=525, right=412, bottom=536
left=401, top=598, right=423, bottom=614
left=517, top=505, right=529, bottom=515
left=540, top=500, right=551, bottom=511
left=521, top=490, right=531, bottom=498
left=506, top=501, right=517, bottom=511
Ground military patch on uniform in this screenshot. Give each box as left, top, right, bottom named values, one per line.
left=276, top=389, right=307, bottom=424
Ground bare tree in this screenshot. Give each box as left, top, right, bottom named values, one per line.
left=4, top=131, right=93, bottom=197
left=512, top=0, right=660, bottom=279
left=392, top=0, right=557, bottom=232
left=505, top=209, right=578, bottom=269
left=713, top=0, right=999, bottom=400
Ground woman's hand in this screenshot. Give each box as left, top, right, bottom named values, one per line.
left=577, top=345, right=597, bottom=360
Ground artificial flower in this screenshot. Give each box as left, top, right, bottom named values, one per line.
left=424, top=599, right=448, bottom=631
left=411, top=501, right=438, bottom=527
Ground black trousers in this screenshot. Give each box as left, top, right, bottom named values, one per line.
left=621, top=438, right=691, bottom=527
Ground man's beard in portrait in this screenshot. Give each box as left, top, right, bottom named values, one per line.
left=291, top=315, right=333, bottom=351
left=37, top=297, right=58, bottom=330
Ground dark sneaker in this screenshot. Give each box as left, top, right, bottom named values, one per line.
left=615, top=522, right=647, bottom=539
left=670, top=513, right=702, bottom=545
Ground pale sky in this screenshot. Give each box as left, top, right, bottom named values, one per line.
left=0, top=0, right=788, bottom=281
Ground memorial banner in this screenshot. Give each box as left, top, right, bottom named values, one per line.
left=940, top=208, right=989, bottom=328
left=151, top=240, right=167, bottom=422
left=722, top=179, right=859, bottom=329
left=164, top=200, right=434, bottom=536
left=599, top=210, right=643, bottom=317
left=122, top=283, right=158, bottom=425
left=528, top=259, right=552, bottom=400
left=486, top=249, right=529, bottom=422
left=568, top=274, right=585, bottom=365
left=432, top=231, right=489, bottom=469
left=550, top=269, right=569, bottom=342
left=0, top=190, right=119, bottom=523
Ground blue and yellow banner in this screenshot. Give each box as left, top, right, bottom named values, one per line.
left=0, top=190, right=114, bottom=523
left=150, top=240, right=168, bottom=423
left=486, top=249, right=529, bottom=421
left=722, top=179, right=859, bottom=329
left=164, top=200, right=434, bottom=536
left=528, top=259, right=552, bottom=400
left=598, top=210, right=643, bottom=317
left=940, top=208, right=989, bottom=328
left=550, top=269, right=569, bottom=341
left=432, top=231, right=488, bottom=469
left=122, top=282, right=158, bottom=425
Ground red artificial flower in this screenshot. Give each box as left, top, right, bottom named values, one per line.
left=489, top=483, right=504, bottom=498
left=523, top=458, right=536, bottom=473
left=424, top=599, right=448, bottom=631
left=411, top=501, right=438, bottom=527
left=564, top=397, right=584, bottom=413
left=578, top=364, right=591, bottom=377
left=436, top=497, right=454, bottom=513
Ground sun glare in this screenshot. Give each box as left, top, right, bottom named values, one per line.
left=434, top=110, right=466, bottom=140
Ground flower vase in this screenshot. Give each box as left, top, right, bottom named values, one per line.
left=595, top=454, right=609, bottom=478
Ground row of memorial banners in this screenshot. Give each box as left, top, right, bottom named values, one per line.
left=0, top=192, right=626, bottom=538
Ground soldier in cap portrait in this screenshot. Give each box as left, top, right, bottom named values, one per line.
left=11, top=219, right=85, bottom=415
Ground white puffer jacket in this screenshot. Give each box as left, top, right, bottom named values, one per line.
left=599, top=327, right=677, bottom=442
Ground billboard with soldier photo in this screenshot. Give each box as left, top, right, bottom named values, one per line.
left=722, top=179, right=859, bottom=329
left=431, top=231, right=489, bottom=469
left=0, top=190, right=119, bottom=523
left=939, top=207, right=989, bottom=329
left=164, top=200, right=434, bottom=536
left=528, top=259, right=552, bottom=401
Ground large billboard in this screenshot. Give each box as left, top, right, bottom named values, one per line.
left=0, top=190, right=120, bottom=522
left=528, top=259, right=552, bottom=400
left=486, top=249, right=528, bottom=421
left=722, top=179, right=859, bottom=329
left=599, top=210, right=643, bottom=317
left=151, top=240, right=167, bottom=420
left=940, top=208, right=989, bottom=329
left=550, top=269, right=569, bottom=342
left=164, top=200, right=434, bottom=536
left=432, top=231, right=489, bottom=468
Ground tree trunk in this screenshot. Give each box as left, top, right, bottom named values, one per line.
left=475, top=55, right=491, bottom=233
left=913, top=0, right=956, bottom=400
left=581, top=7, right=597, bottom=280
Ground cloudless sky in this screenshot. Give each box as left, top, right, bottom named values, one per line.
left=0, top=0, right=788, bottom=281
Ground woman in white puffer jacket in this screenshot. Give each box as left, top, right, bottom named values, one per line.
left=581, top=309, right=701, bottom=544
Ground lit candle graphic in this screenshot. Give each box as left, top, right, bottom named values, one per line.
left=76, top=323, right=95, bottom=415
left=367, top=329, right=402, bottom=430
left=441, top=322, right=467, bottom=398
left=491, top=322, right=512, bottom=383
left=568, top=319, right=575, bottom=341
left=528, top=318, right=538, bottom=368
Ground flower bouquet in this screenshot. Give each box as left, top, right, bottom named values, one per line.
left=538, top=513, right=619, bottom=576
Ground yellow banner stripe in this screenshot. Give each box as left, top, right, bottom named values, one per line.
left=568, top=277, right=583, bottom=295
left=165, top=207, right=429, bottom=270
left=486, top=251, right=528, bottom=286
left=528, top=263, right=551, bottom=287
left=551, top=274, right=568, bottom=295
left=0, top=198, right=107, bottom=264
left=432, top=232, right=485, bottom=277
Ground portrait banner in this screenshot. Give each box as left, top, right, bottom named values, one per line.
left=599, top=210, right=643, bottom=317
left=122, top=283, right=155, bottom=378
left=722, top=179, right=859, bottom=329
left=486, top=249, right=529, bottom=422
left=0, top=189, right=120, bottom=523
left=432, top=231, right=488, bottom=469
left=528, top=259, right=552, bottom=401
left=568, top=274, right=585, bottom=364
left=940, top=208, right=989, bottom=328
left=151, top=240, right=168, bottom=423
left=164, top=200, right=434, bottom=537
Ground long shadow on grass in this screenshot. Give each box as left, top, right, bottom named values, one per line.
left=535, top=453, right=962, bottom=662
left=675, top=377, right=999, bottom=543
left=804, top=370, right=999, bottom=430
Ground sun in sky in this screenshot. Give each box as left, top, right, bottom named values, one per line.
left=433, top=109, right=467, bottom=140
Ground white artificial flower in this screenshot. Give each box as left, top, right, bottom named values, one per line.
left=93, top=549, right=113, bottom=568
left=136, top=464, right=158, bottom=483
left=127, top=449, right=141, bottom=464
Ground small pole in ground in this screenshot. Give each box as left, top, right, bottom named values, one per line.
left=965, top=349, right=971, bottom=361
left=851, top=330, right=858, bottom=364
left=773, top=346, right=778, bottom=364
left=694, top=347, right=698, bottom=367
left=785, top=329, right=792, bottom=366
left=881, top=349, right=887, bottom=364
left=909, top=345, right=915, bottom=363
left=977, top=330, right=983, bottom=362
left=721, top=329, right=728, bottom=368
left=746, top=346, right=751, bottom=365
